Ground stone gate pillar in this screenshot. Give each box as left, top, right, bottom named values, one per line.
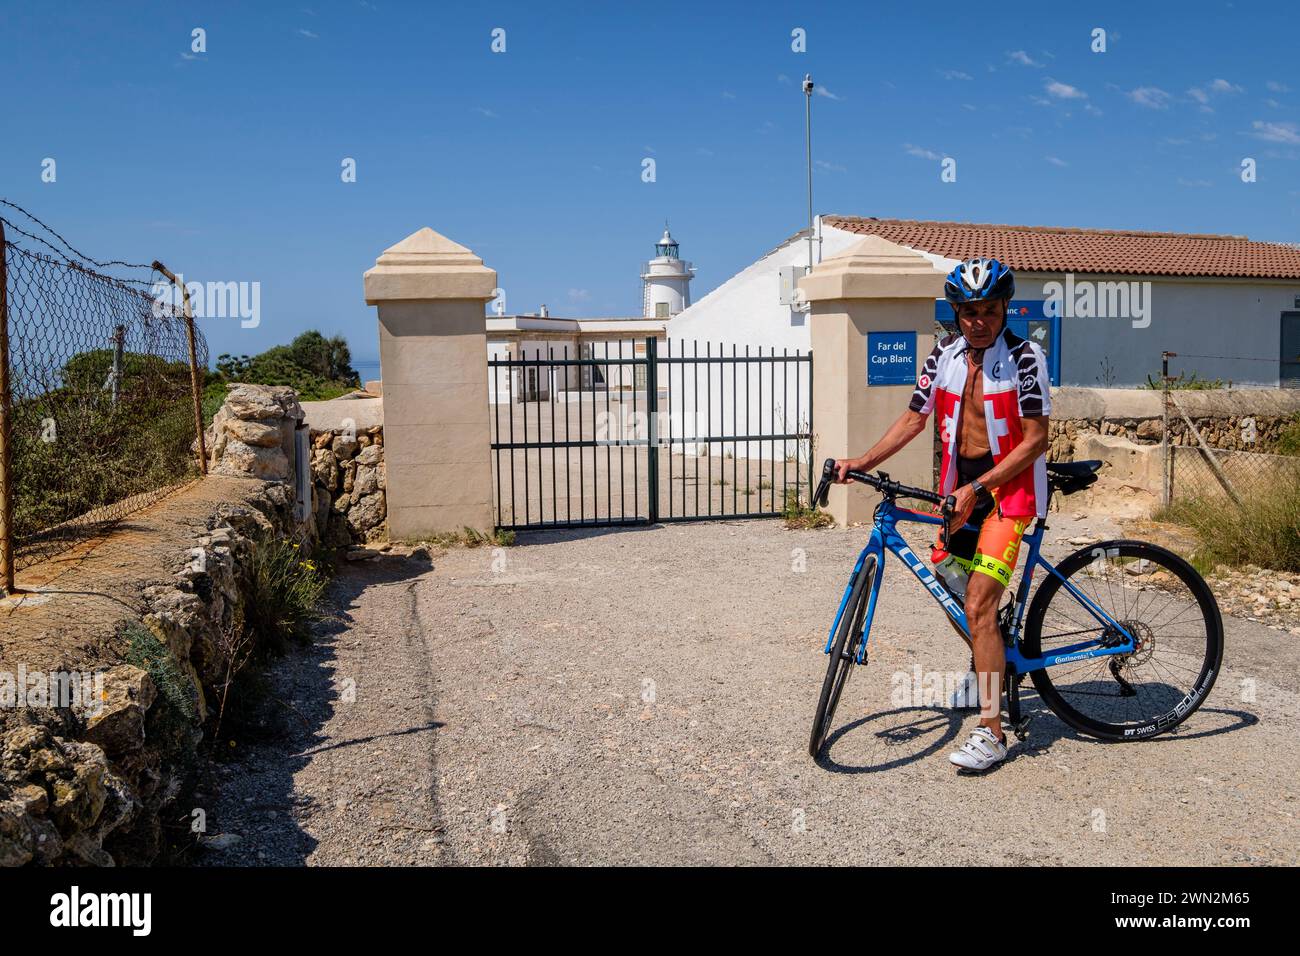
left=364, top=227, right=497, bottom=538
left=799, top=236, right=944, bottom=526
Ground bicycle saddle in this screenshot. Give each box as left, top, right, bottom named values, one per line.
left=1045, top=460, right=1102, bottom=478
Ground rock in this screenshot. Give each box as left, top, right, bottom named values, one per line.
left=0, top=801, right=35, bottom=867
left=48, top=747, right=109, bottom=831
left=334, top=436, right=360, bottom=460
left=79, top=665, right=156, bottom=756
left=346, top=492, right=386, bottom=535
left=353, top=464, right=378, bottom=497
left=200, top=832, right=242, bottom=850
left=356, top=444, right=382, bottom=467
left=1068, top=535, right=1099, bottom=546
left=223, top=384, right=287, bottom=421
left=311, top=449, right=338, bottom=490
left=345, top=547, right=381, bottom=562
left=213, top=439, right=290, bottom=481
left=224, top=418, right=283, bottom=448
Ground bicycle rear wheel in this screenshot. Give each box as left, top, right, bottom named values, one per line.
left=809, top=555, right=875, bottom=757
left=1023, top=540, right=1222, bottom=741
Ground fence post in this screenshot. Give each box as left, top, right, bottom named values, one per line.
left=646, top=336, right=659, bottom=523
left=152, top=261, right=208, bottom=475
left=363, top=227, right=497, bottom=538
left=1161, top=350, right=1173, bottom=507
left=0, top=222, right=13, bottom=594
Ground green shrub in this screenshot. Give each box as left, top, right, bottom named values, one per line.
left=783, top=488, right=834, bottom=530
left=1274, top=415, right=1300, bottom=458
left=121, top=624, right=200, bottom=757
left=1142, top=371, right=1226, bottom=390
left=1157, top=492, right=1300, bottom=573
left=243, top=538, right=331, bottom=655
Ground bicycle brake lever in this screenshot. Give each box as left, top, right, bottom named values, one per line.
left=939, top=494, right=957, bottom=549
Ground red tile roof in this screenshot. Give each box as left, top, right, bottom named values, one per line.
left=823, top=215, right=1300, bottom=280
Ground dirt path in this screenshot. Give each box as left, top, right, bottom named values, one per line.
left=198, top=511, right=1300, bottom=866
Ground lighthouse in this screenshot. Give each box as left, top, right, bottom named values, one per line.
left=641, top=224, right=694, bottom=318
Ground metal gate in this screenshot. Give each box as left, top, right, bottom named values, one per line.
left=489, top=337, right=813, bottom=531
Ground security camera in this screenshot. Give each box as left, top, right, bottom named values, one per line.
left=802, top=74, right=814, bottom=95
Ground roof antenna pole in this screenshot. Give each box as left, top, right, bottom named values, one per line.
left=802, top=74, right=815, bottom=275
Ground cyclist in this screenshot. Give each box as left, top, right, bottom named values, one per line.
left=833, top=258, right=1051, bottom=772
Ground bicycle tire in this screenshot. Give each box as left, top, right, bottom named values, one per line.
left=1023, top=540, right=1222, bottom=741
left=809, top=554, right=876, bottom=757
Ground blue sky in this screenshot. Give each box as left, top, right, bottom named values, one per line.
left=1, top=1, right=1296, bottom=366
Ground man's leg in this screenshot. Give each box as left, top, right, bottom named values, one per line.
left=962, top=571, right=1006, bottom=741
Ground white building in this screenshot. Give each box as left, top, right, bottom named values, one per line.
left=641, top=225, right=695, bottom=318
left=666, top=214, right=1300, bottom=461
left=487, top=225, right=694, bottom=403
left=671, top=214, right=1300, bottom=388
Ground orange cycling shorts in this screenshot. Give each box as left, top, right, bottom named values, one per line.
left=938, top=488, right=1028, bottom=589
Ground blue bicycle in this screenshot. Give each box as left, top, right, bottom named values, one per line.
left=808, top=458, right=1223, bottom=756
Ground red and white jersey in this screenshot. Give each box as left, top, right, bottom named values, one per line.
left=909, top=328, right=1052, bottom=518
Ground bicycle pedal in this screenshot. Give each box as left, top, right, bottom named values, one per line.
left=1012, top=718, right=1032, bottom=742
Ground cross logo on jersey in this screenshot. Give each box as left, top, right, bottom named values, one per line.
left=984, top=399, right=1011, bottom=456
left=941, top=412, right=956, bottom=446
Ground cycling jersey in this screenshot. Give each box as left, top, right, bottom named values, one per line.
left=909, top=327, right=1052, bottom=519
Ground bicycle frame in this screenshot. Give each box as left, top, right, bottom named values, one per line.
left=822, top=499, right=1138, bottom=674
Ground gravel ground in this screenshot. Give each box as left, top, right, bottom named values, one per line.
left=196, top=508, right=1300, bottom=866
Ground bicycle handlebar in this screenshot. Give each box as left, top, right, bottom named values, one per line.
left=813, top=458, right=957, bottom=547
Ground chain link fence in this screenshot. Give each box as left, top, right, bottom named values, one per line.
left=1160, top=372, right=1300, bottom=572
left=0, top=202, right=208, bottom=589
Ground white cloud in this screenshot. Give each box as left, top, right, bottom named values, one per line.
left=1008, top=50, right=1042, bottom=67
left=722, top=90, right=736, bottom=100
left=1265, top=80, right=1290, bottom=93
left=1129, top=86, right=1172, bottom=109
left=940, top=69, right=972, bottom=81
left=1208, top=78, right=1244, bottom=94
left=1045, top=79, right=1086, bottom=100
left=816, top=86, right=842, bottom=101
left=1045, top=156, right=1068, bottom=167
left=1250, top=120, right=1300, bottom=144
left=474, top=107, right=498, bottom=118
left=903, top=143, right=941, bottom=160
left=815, top=159, right=847, bottom=173
left=568, top=289, right=592, bottom=302
left=297, top=28, right=319, bottom=39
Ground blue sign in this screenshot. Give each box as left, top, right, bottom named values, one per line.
left=867, top=331, right=917, bottom=386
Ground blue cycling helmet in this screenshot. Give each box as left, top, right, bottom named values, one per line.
left=944, top=257, right=1015, bottom=306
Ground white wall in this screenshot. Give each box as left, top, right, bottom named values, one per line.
left=665, top=225, right=866, bottom=461
left=1016, top=273, right=1298, bottom=387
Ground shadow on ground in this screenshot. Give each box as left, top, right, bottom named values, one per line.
left=193, top=554, right=438, bottom=866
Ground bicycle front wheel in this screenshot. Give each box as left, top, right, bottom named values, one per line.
left=809, top=555, right=876, bottom=757
left=1023, top=540, right=1223, bottom=741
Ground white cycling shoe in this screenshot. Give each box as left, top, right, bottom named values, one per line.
left=948, top=670, right=980, bottom=710
left=949, top=726, right=1008, bottom=772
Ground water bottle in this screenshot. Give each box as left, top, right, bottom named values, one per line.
left=932, top=553, right=969, bottom=598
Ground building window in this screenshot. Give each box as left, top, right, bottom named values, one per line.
left=655, top=301, right=670, bottom=318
